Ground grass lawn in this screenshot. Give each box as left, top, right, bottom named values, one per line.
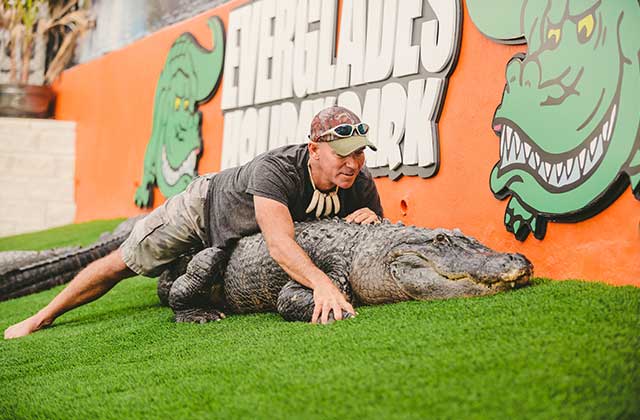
left=0, top=220, right=638, bottom=420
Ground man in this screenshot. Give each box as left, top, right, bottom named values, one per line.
left=4, top=106, right=383, bottom=339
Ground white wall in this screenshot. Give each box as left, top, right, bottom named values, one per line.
left=0, top=118, right=76, bottom=237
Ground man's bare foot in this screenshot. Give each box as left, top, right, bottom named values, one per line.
left=3, top=315, right=48, bottom=340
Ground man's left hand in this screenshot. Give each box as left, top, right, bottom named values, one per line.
left=345, top=208, right=380, bottom=225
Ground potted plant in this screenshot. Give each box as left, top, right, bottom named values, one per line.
left=0, top=0, right=93, bottom=118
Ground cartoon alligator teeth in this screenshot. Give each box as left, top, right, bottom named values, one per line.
left=134, top=16, right=225, bottom=208
left=495, top=102, right=617, bottom=189
left=468, top=0, right=639, bottom=241
left=161, top=145, right=199, bottom=186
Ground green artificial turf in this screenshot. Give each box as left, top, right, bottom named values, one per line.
left=0, top=221, right=638, bottom=420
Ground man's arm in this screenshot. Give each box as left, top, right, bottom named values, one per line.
left=254, top=195, right=355, bottom=324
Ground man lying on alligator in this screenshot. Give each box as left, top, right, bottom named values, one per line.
left=3, top=106, right=532, bottom=339
left=4, top=106, right=384, bottom=339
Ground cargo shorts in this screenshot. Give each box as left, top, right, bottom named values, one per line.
left=120, top=174, right=213, bottom=277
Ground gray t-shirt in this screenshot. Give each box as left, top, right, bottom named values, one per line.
left=204, top=144, right=383, bottom=250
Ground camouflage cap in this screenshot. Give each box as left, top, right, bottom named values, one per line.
left=308, top=106, right=377, bottom=157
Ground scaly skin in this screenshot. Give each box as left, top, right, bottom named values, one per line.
left=134, top=17, right=225, bottom=207
left=468, top=0, right=640, bottom=240
left=161, top=219, right=533, bottom=323
left=0, top=217, right=141, bottom=302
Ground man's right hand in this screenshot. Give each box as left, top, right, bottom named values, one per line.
left=254, top=196, right=356, bottom=325
left=311, top=280, right=356, bottom=324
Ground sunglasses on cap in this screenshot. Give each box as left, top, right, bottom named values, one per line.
left=319, top=123, right=370, bottom=139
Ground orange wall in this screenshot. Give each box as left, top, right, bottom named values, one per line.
left=54, top=0, right=639, bottom=286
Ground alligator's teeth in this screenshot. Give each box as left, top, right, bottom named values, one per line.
left=544, top=162, right=551, bottom=178
left=603, top=121, right=609, bottom=142
left=566, top=156, right=574, bottom=176
left=567, top=157, right=581, bottom=184
left=583, top=148, right=596, bottom=175
left=555, top=162, right=564, bottom=179
left=538, top=162, right=548, bottom=181
left=514, top=132, right=521, bottom=155
left=527, top=151, right=536, bottom=170
left=523, top=142, right=531, bottom=159
left=594, top=135, right=604, bottom=161
left=508, top=137, right=518, bottom=164
left=558, top=162, right=569, bottom=186
left=578, top=149, right=587, bottom=171
left=500, top=129, right=507, bottom=158
left=534, top=151, right=540, bottom=167
left=608, top=104, right=617, bottom=139
left=589, top=136, right=598, bottom=156
left=516, top=144, right=526, bottom=164
left=503, top=126, right=514, bottom=166
left=162, top=146, right=198, bottom=186
left=549, top=164, right=559, bottom=186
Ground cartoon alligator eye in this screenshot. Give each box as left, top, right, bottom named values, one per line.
left=174, top=97, right=181, bottom=111
left=546, top=27, right=561, bottom=47
left=577, top=13, right=595, bottom=43
left=183, top=99, right=190, bottom=110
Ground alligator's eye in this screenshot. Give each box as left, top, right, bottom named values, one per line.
left=174, top=97, right=181, bottom=111
left=577, top=13, right=595, bottom=43
left=436, top=233, right=445, bottom=242
left=546, top=27, right=561, bottom=48
left=183, top=99, right=190, bottom=110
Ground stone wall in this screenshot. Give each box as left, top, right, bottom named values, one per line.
left=0, top=118, right=76, bottom=237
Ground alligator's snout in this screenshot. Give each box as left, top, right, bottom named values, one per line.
left=377, top=230, right=535, bottom=302
left=472, top=252, right=533, bottom=290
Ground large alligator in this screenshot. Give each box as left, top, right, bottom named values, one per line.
left=0, top=218, right=532, bottom=319
left=158, top=219, right=533, bottom=323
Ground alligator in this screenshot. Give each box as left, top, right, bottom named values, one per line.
left=467, top=1, right=639, bottom=240
left=134, top=16, right=225, bottom=208
left=158, top=218, right=533, bottom=323
left=0, top=217, right=140, bottom=302
left=0, top=218, right=532, bottom=319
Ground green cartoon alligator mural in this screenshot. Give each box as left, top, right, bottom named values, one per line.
left=467, top=0, right=639, bottom=240
left=134, top=16, right=225, bottom=208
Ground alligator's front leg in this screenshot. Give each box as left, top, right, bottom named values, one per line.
left=168, top=247, right=228, bottom=323
left=157, top=255, right=193, bottom=307
left=276, top=261, right=353, bottom=323
left=504, top=196, right=547, bottom=241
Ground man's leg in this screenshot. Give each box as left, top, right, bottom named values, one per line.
left=4, top=175, right=212, bottom=340
left=3, top=248, right=134, bottom=340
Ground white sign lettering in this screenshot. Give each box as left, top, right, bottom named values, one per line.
left=221, top=0, right=462, bottom=179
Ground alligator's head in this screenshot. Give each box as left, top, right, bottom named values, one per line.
left=468, top=0, right=639, bottom=239
left=149, top=17, right=225, bottom=199
left=157, top=55, right=202, bottom=196
left=350, top=224, right=533, bottom=305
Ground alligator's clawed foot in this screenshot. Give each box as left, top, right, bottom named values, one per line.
left=134, top=183, right=153, bottom=208
left=504, top=197, right=546, bottom=241
left=175, top=308, right=225, bottom=324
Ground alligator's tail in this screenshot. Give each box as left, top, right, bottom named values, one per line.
left=0, top=217, right=142, bottom=302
